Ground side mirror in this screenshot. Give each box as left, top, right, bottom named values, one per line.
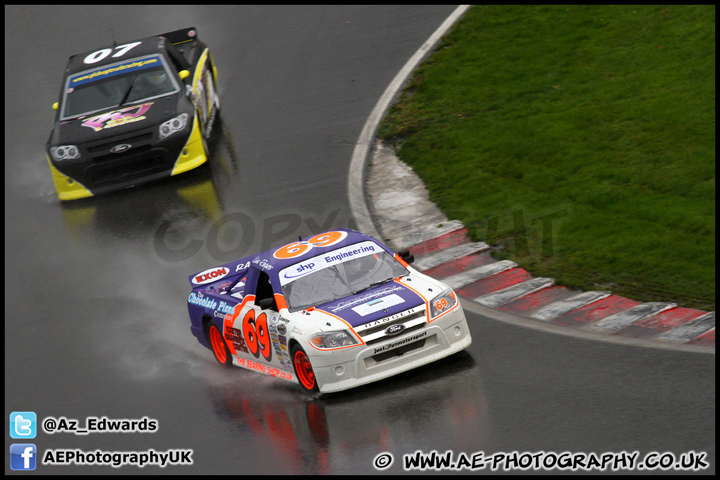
left=257, top=297, right=276, bottom=310
left=178, top=70, right=190, bottom=80
left=52, top=102, right=59, bottom=111
left=397, top=248, right=415, bottom=265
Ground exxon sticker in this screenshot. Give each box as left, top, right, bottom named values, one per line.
left=193, top=266, right=230, bottom=285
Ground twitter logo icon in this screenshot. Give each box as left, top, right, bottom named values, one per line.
left=10, top=412, right=37, bottom=439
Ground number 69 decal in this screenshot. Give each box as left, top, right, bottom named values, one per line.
left=273, top=231, right=348, bottom=259
left=84, top=42, right=142, bottom=64
left=242, top=310, right=272, bottom=362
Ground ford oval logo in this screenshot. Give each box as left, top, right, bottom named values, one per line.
left=385, top=324, right=405, bottom=336
left=110, top=143, right=131, bottom=153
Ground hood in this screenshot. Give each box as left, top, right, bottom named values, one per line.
left=315, top=281, right=426, bottom=328
left=50, top=94, right=181, bottom=145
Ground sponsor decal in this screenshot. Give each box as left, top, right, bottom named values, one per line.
left=81, top=102, right=153, bottom=132
left=188, top=292, right=217, bottom=310
left=357, top=307, right=418, bottom=331
left=278, top=335, right=287, bottom=345
left=252, top=257, right=273, bottom=271
left=235, top=262, right=250, bottom=272
left=73, top=54, right=158, bottom=83
left=224, top=326, right=249, bottom=354
left=214, top=301, right=235, bottom=315
left=277, top=323, right=287, bottom=335
left=373, top=331, right=427, bottom=355
left=192, top=266, right=230, bottom=285
left=279, top=240, right=381, bottom=286
left=236, top=358, right=293, bottom=380
left=330, top=285, right=406, bottom=313
left=352, top=294, right=405, bottom=317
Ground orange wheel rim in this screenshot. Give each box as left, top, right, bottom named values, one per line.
left=210, top=326, right=227, bottom=363
left=294, top=350, right=315, bottom=390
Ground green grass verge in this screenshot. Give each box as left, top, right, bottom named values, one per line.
left=378, top=5, right=715, bottom=310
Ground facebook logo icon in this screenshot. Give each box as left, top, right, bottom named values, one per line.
left=10, top=444, right=37, bottom=471
left=10, top=412, right=37, bottom=439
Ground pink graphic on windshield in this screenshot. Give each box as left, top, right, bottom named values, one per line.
left=81, top=102, right=153, bottom=132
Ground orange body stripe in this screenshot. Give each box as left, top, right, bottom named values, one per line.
left=274, top=293, right=288, bottom=311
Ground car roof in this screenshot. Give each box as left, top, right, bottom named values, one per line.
left=64, top=36, right=168, bottom=75
left=253, top=228, right=392, bottom=273
left=188, top=229, right=395, bottom=287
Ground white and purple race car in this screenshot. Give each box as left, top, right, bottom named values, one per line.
left=186, top=229, right=472, bottom=394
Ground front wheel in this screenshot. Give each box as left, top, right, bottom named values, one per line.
left=208, top=324, right=232, bottom=367
left=291, top=344, right=319, bottom=394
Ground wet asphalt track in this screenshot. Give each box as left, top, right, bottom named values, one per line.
left=4, top=5, right=715, bottom=474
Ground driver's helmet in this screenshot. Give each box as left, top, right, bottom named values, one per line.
left=345, top=254, right=376, bottom=282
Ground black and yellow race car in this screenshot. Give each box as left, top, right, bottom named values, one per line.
left=46, top=27, right=220, bottom=201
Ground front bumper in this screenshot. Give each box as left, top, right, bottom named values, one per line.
left=48, top=116, right=207, bottom=201
left=308, top=306, right=472, bottom=394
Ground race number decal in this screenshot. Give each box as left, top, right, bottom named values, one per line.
left=435, top=298, right=448, bottom=312
left=273, top=231, right=348, bottom=259
left=84, top=42, right=142, bottom=64
left=242, top=310, right=272, bottom=362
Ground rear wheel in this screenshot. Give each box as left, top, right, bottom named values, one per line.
left=292, top=344, right=319, bottom=394
left=208, top=324, right=232, bottom=367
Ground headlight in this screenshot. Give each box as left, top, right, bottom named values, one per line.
left=309, top=330, right=359, bottom=349
left=158, top=113, right=188, bottom=139
left=430, top=288, right=458, bottom=318
left=49, top=145, right=80, bottom=162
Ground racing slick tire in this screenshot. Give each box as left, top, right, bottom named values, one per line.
left=208, top=323, right=232, bottom=368
left=291, top=344, right=320, bottom=394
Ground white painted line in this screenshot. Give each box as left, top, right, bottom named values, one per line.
left=348, top=5, right=472, bottom=240
left=588, top=302, right=677, bottom=333
left=443, top=259, right=516, bottom=290
left=656, top=312, right=715, bottom=343
left=476, top=277, right=555, bottom=309
left=413, top=241, right=489, bottom=271
left=531, top=291, right=612, bottom=322
left=396, top=220, right=465, bottom=251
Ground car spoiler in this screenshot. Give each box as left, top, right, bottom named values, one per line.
left=159, top=27, right=198, bottom=46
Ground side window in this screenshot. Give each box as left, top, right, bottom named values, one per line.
left=256, top=272, right=276, bottom=311
left=164, top=43, right=190, bottom=74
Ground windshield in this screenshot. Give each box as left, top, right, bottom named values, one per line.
left=280, top=241, right=408, bottom=312
left=62, top=55, right=177, bottom=119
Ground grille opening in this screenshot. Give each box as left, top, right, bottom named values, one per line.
left=371, top=338, right=427, bottom=363
left=357, top=310, right=426, bottom=339
left=363, top=322, right=425, bottom=345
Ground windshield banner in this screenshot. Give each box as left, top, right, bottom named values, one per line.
left=69, top=55, right=164, bottom=87
left=279, top=241, right=381, bottom=286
